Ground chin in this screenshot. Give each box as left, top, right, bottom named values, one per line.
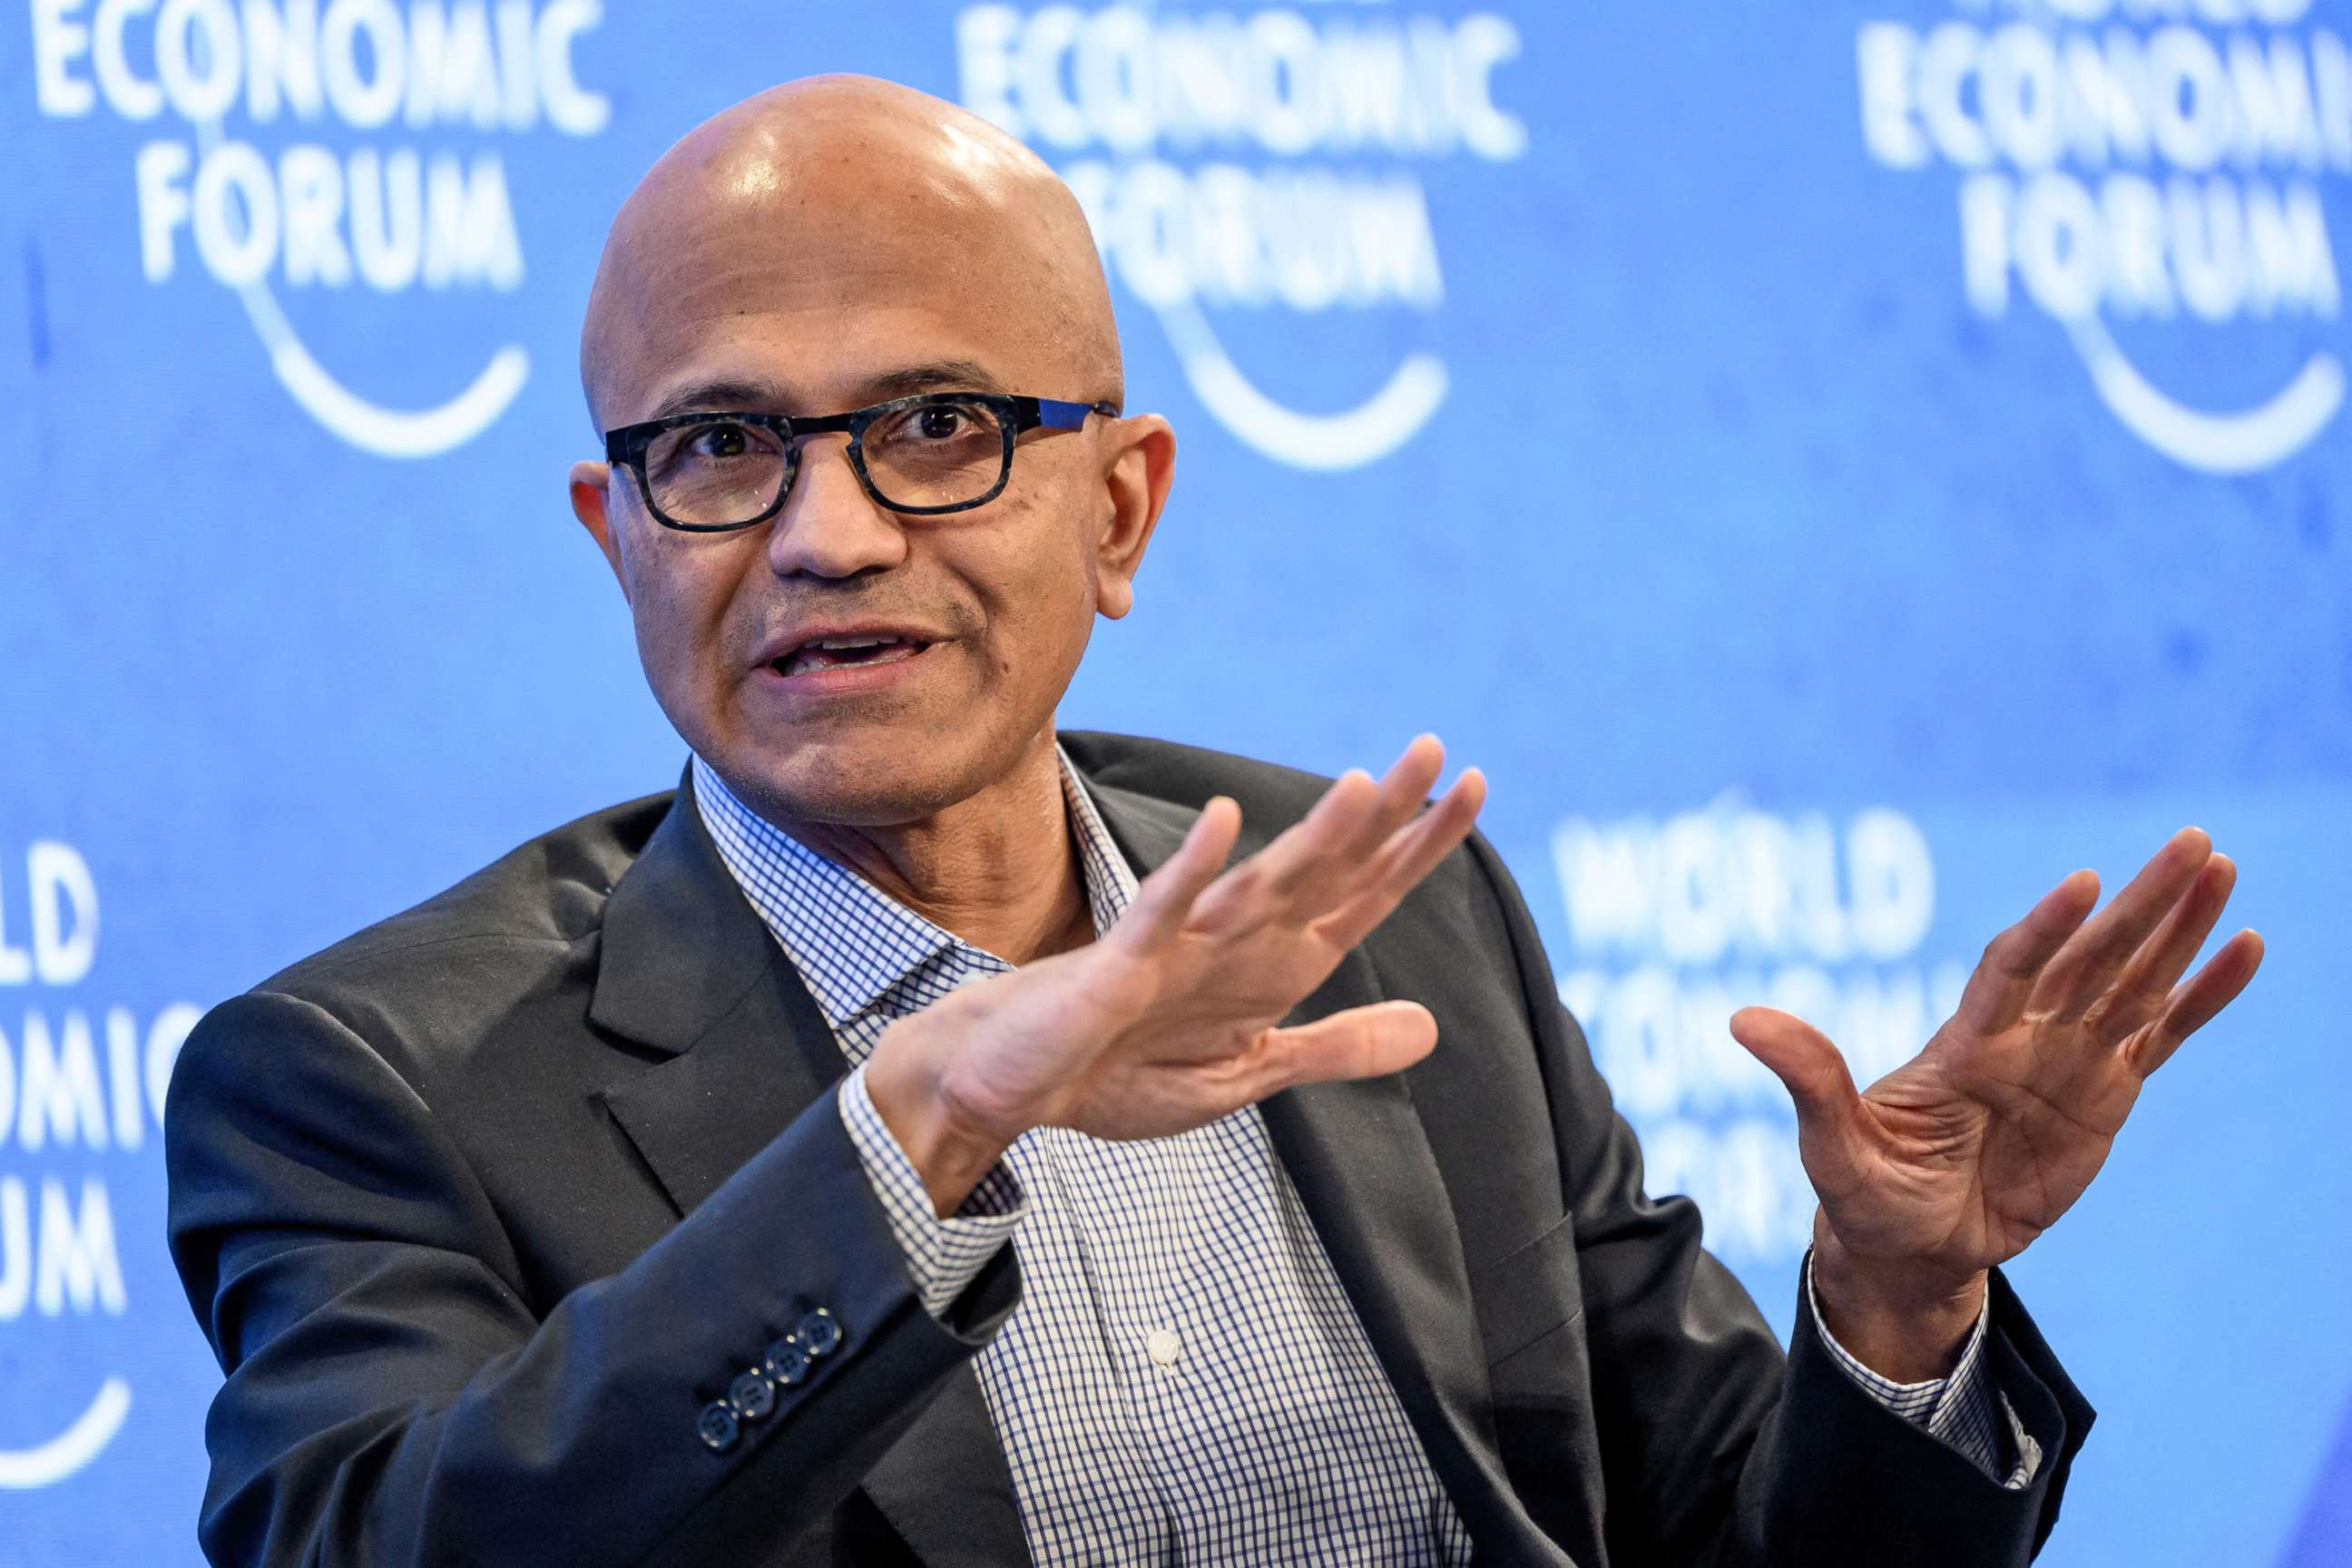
left=711, top=733, right=999, bottom=828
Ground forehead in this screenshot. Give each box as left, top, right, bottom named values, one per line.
left=593, top=138, right=1095, bottom=426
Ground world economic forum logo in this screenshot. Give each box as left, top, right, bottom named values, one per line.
left=28, top=0, right=611, bottom=459
left=954, top=3, right=1527, bottom=472
left=0, top=841, right=200, bottom=1491
left=1856, top=0, right=2348, bottom=475
left=1552, top=795, right=1963, bottom=1265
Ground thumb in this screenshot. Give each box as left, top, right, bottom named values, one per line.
left=1259, top=1001, right=1437, bottom=1094
left=1729, top=1005, right=1872, bottom=1191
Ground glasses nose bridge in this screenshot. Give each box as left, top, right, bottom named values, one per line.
left=781, top=420, right=881, bottom=503
left=769, top=422, right=900, bottom=544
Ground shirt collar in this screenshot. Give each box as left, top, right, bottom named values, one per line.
left=692, top=746, right=1137, bottom=1032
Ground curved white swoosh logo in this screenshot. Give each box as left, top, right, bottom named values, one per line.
left=232, top=279, right=531, bottom=461
left=1155, top=299, right=1448, bottom=472
left=2068, top=316, right=2344, bottom=476
left=194, top=120, right=529, bottom=460
left=0, top=1378, right=132, bottom=1489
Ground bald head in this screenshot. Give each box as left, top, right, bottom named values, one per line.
left=566, top=75, right=1175, bottom=854
left=580, top=75, right=1122, bottom=432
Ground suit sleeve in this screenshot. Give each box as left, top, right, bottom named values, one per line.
left=1460, top=834, right=2096, bottom=1568
left=164, top=987, right=1019, bottom=1568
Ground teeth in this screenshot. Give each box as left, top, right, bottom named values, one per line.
left=777, top=635, right=926, bottom=678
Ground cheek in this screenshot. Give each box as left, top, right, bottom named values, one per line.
left=625, top=533, right=756, bottom=689
left=967, top=515, right=1099, bottom=678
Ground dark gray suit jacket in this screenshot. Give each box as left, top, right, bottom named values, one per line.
left=166, top=730, right=2093, bottom=1567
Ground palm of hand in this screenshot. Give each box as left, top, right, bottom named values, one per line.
left=1734, top=828, right=2262, bottom=1290
left=1828, top=1015, right=2139, bottom=1279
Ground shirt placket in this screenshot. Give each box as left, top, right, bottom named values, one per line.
left=1007, top=1129, right=1177, bottom=1567
left=1063, top=1128, right=1242, bottom=1557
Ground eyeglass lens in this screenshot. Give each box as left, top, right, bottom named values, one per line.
left=641, top=398, right=1012, bottom=525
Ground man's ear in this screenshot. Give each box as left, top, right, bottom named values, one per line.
left=1094, top=415, right=1175, bottom=621
left=569, top=460, right=632, bottom=603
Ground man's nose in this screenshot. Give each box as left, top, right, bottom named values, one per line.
left=766, top=434, right=908, bottom=580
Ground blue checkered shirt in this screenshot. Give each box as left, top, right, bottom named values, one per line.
left=692, top=749, right=2032, bottom=1565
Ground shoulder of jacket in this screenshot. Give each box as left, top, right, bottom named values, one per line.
left=1061, top=727, right=1513, bottom=934
left=1059, top=729, right=1347, bottom=823
left=254, top=789, right=675, bottom=997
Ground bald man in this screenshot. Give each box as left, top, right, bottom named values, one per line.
left=167, top=76, right=2259, bottom=1568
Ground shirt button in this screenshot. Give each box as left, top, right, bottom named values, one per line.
left=729, top=1369, right=776, bottom=1422
left=695, top=1401, right=740, bottom=1453
left=1145, top=1328, right=1181, bottom=1367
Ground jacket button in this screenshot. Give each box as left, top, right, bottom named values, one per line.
left=795, top=1308, right=843, bottom=1357
left=763, top=1336, right=810, bottom=1387
left=729, top=1369, right=776, bottom=1421
left=695, top=1401, right=740, bottom=1453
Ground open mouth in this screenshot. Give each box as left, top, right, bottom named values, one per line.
left=770, top=634, right=931, bottom=679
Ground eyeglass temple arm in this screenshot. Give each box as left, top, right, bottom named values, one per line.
left=1027, top=397, right=1122, bottom=430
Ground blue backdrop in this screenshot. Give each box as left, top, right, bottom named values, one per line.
left=4, top=2, right=2348, bottom=1563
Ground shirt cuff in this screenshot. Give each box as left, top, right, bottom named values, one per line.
left=837, top=1063, right=1025, bottom=1318
left=1805, top=1251, right=2041, bottom=1490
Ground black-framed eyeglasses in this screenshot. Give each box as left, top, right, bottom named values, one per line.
left=602, top=392, right=1120, bottom=533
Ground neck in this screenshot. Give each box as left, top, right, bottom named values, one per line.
left=761, top=729, right=1093, bottom=965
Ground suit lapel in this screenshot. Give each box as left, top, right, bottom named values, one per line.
left=1079, top=769, right=1534, bottom=1560
left=589, top=768, right=1031, bottom=1568
left=590, top=768, right=847, bottom=1214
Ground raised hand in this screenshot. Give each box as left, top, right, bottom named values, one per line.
left=865, top=735, right=1486, bottom=1212
left=1730, top=827, right=2264, bottom=1377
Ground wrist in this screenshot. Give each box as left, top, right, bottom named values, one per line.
left=865, top=1023, right=1018, bottom=1220
left=1810, top=1217, right=1987, bottom=1384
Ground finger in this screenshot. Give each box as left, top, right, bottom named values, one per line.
left=1728, top=1006, right=1874, bottom=1202
left=1314, top=768, right=1489, bottom=951
left=1325, top=734, right=1450, bottom=878
left=1249, top=1000, right=1439, bottom=1096
left=1357, top=766, right=1486, bottom=895
left=1268, top=736, right=1452, bottom=905
left=1113, top=795, right=1243, bottom=951
left=1210, top=737, right=1452, bottom=933
left=2127, top=928, right=2264, bottom=1077
left=2089, top=853, right=2237, bottom=1044
left=2029, top=828, right=2214, bottom=1021
left=1184, top=769, right=1383, bottom=937
left=1949, top=870, right=2102, bottom=1035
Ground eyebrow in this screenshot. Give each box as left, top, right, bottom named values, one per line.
left=642, top=378, right=783, bottom=421
left=641, top=359, right=1009, bottom=423
left=865, top=359, right=1009, bottom=401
